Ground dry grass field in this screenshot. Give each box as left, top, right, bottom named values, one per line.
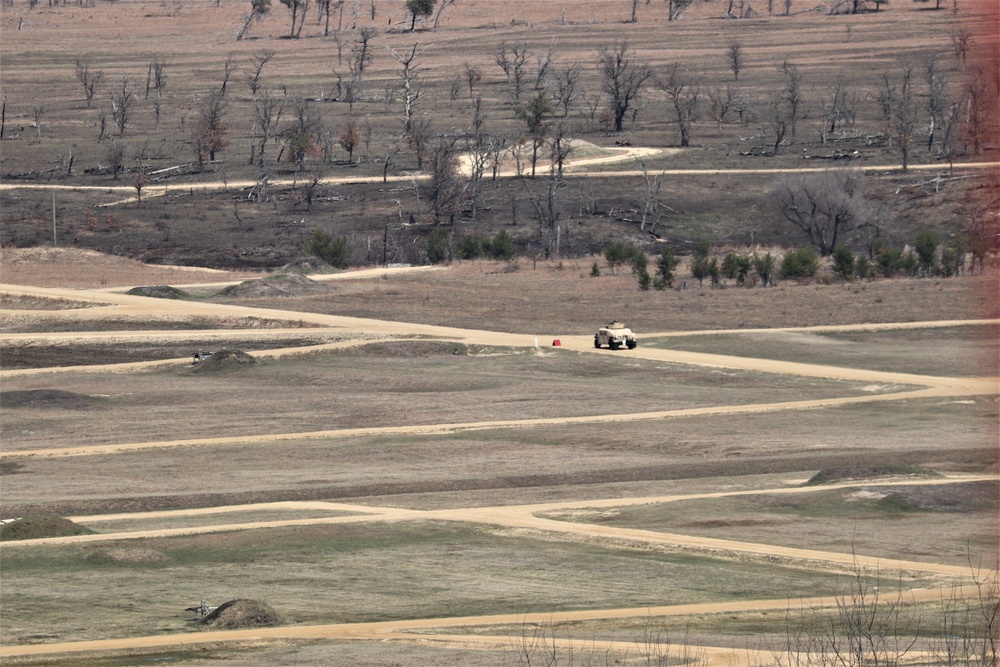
left=1, top=0, right=999, bottom=664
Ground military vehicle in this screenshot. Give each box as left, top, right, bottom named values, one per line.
left=594, top=321, right=637, bottom=350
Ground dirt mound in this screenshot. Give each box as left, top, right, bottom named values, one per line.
left=187, top=349, right=258, bottom=373
left=805, top=465, right=941, bottom=486
left=201, top=599, right=282, bottom=629
left=0, top=389, right=102, bottom=409
left=125, top=285, right=191, bottom=299
left=215, top=273, right=322, bottom=298
left=0, top=516, right=96, bottom=541
left=276, top=257, right=341, bottom=275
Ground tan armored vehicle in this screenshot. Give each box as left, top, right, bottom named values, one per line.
left=594, top=321, right=637, bottom=350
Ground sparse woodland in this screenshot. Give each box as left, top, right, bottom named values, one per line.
left=0, top=0, right=997, bottom=277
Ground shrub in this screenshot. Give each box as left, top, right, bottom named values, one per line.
left=590, top=261, right=601, bottom=277
left=752, top=252, right=776, bottom=287
left=485, top=229, right=515, bottom=261
left=425, top=226, right=450, bottom=264
left=455, top=233, right=483, bottom=260
left=914, top=227, right=940, bottom=275
left=655, top=244, right=680, bottom=286
left=831, top=244, right=855, bottom=281
left=303, top=229, right=351, bottom=269
left=780, top=247, right=820, bottom=279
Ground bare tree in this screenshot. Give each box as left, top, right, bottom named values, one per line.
left=821, top=76, right=857, bottom=143
left=250, top=86, right=286, bottom=167
left=463, top=63, right=481, bottom=98
left=387, top=43, right=428, bottom=133
left=237, top=0, right=271, bottom=40
left=962, top=64, right=994, bottom=154
left=887, top=64, right=918, bottom=171
left=661, top=63, right=699, bottom=147
left=780, top=61, right=804, bottom=144
left=495, top=41, right=530, bottom=105
left=598, top=41, right=652, bottom=133
left=431, top=0, right=455, bottom=28
left=550, top=63, right=581, bottom=117
left=194, top=90, right=228, bottom=169
left=339, top=118, right=360, bottom=163
left=75, top=59, right=104, bottom=108
left=534, top=40, right=555, bottom=91
left=144, top=58, right=167, bottom=99
left=245, top=50, right=275, bottom=101
left=668, top=0, right=694, bottom=20
left=423, top=137, right=463, bottom=224
left=279, top=0, right=309, bottom=37
left=110, top=74, right=134, bottom=135
left=708, top=85, right=735, bottom=134
left=350, top=26, right=377, bottom=88
left=772, top=170, right=878, bottom=255
left=727, top=41, right=744, bottom=81
left=924, top=56, right=951, bottom=153
left=284, top=96, right=323, bottom=171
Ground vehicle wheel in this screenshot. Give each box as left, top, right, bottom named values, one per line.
left=609, top=341, right=620, bottom=350
left=627, top=340, right=637, bottom=349
left=594, top=337, right=601, bottom=349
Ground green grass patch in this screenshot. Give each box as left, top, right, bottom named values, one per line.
left=804, top=465, right=942, bottom=486
left=0, top=521, right=855, bottom=644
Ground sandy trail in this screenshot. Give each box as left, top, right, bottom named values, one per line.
left=0, top=153, right=996, bottom=208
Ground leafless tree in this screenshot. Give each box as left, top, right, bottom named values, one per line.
left=144, top=58, right=167, bottom=99
left=463, top=63, right=482, bottom=98
left=708, top=85, right=735, bottom=134
left=406, top=116, right=433, bottom=169
left=423, top=137, right=463, bottom=224
left=534, top=40, right=555, bottom=91
left=387, top=43, right=429, bottom=133
left=106, top=140, right=126, bottom=180
left=110, top=74, right=134, bottom=135
left=350, top=26, right=377, bottom=87
left=237, top=0, right=271, bottom=40
left=339, top=118, right=360, bottom=163
left=283, top=96, right=323, bottom=171
left=194, top=90, right=228, bottom=169
left=629, top=0, right=640, bottom=22
left=279, top=0, right=309, bottom=37
left=432, top=0, right=455, bottom=28
left=772, top=170, right=878, bottom=255
left=245, top=50, right=275, bottom=101
left=951, top=25, right=972, bottom=66
left=727, top=41, right=744, bottom=81
left=667, top=0, right=694, bottom=20
left=495, top=41, right=530, bottom=105
left=250, top=86, right=286, bottom=167
left=962, top=64, right=994, bottom=154
left=780, top=61, right=804, bottom=144
left=821, top=76, right=857, bottom=143
left=550, top=63, right=581, bottom=117
left=661, top=63, right=699, bottom=147
left=924, top=56, right=951, bottom=153
left=598, top=41, right=652, bottom=133
left=885, top=64, right=918, bottom=171
left=75, top=59, right=104, bottom=108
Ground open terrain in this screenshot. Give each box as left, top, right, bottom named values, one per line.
left=1, top=0, right=999, bottom=663
left=1, top=249, right=998, bottom=665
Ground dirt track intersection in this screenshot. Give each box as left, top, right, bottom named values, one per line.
left=1, top=265, right=998, bottom=665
